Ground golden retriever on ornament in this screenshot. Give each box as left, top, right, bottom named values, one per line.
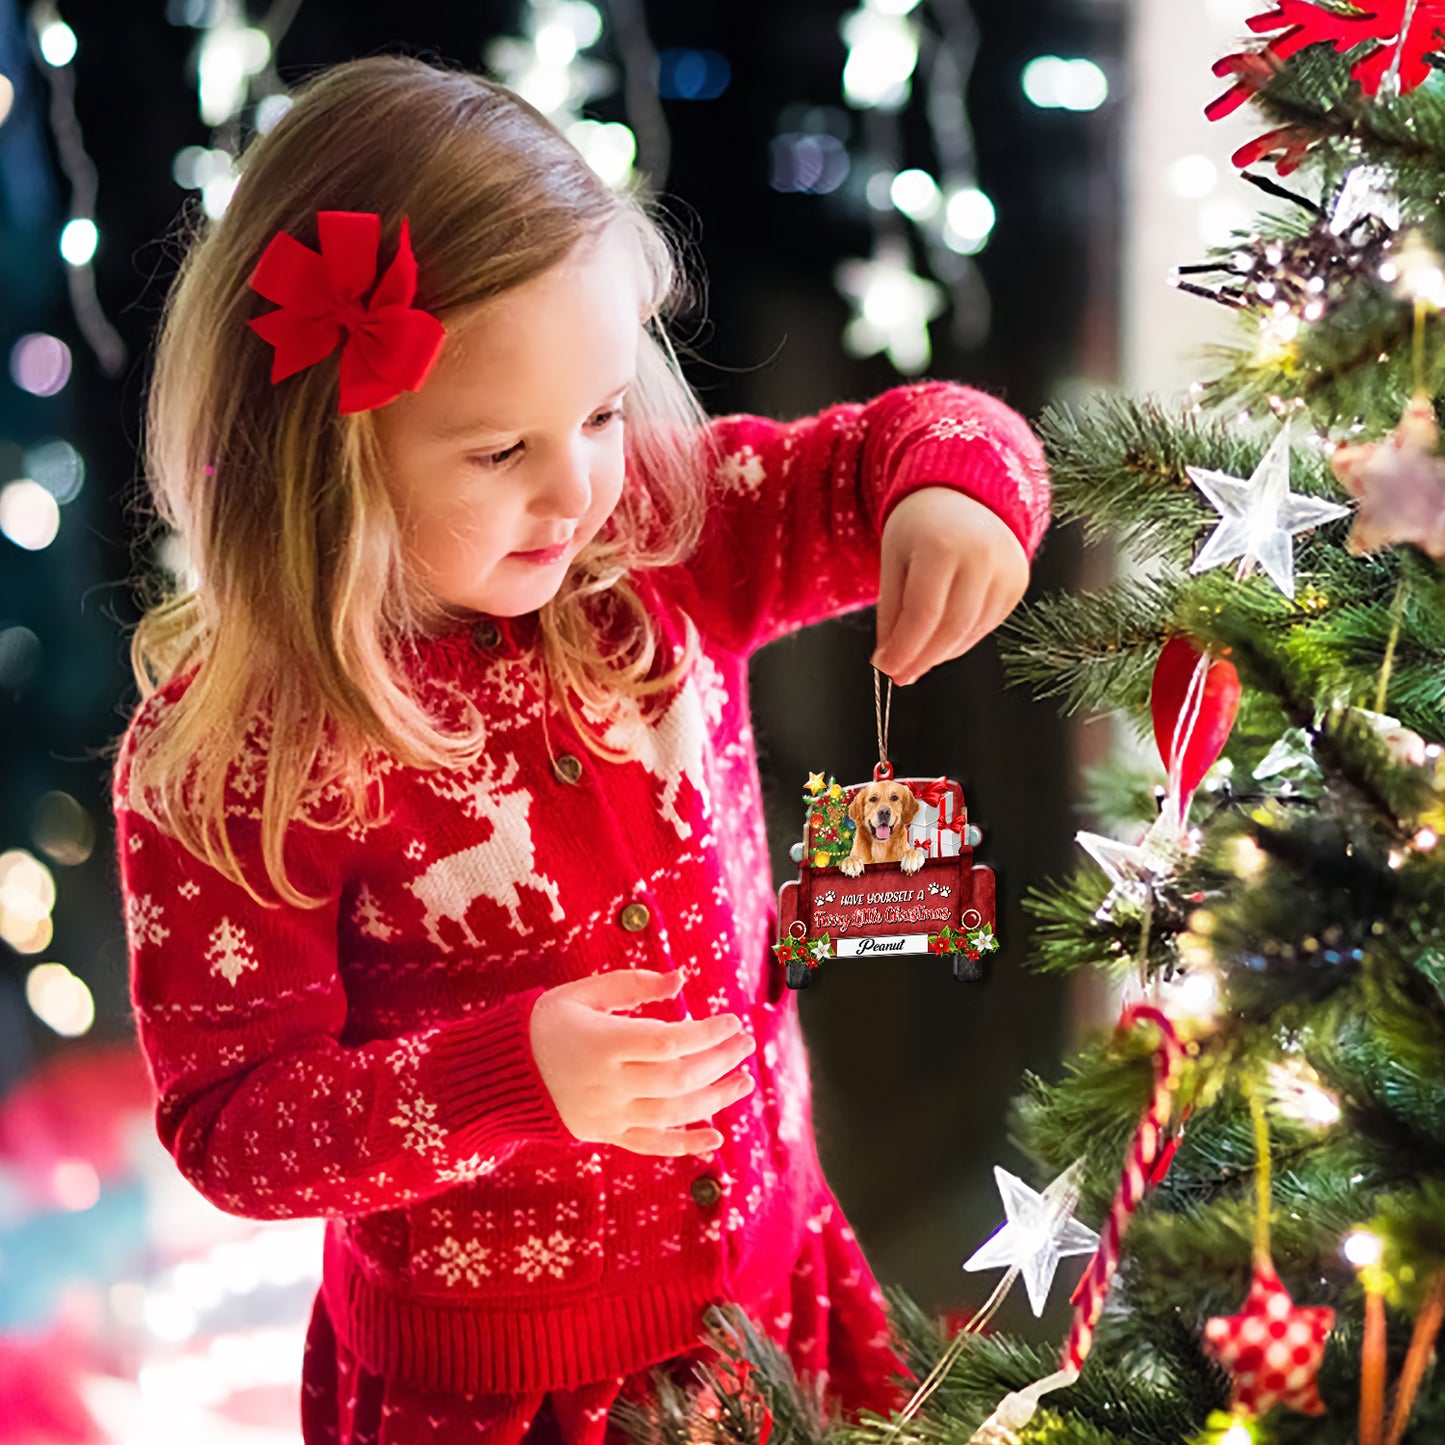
left=838, top=780, right=927, bottom=877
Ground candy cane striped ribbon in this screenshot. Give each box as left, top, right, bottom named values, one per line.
left=1062, top=1004, right=1185, bottom=1374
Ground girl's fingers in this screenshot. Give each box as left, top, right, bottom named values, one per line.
left=897, top=569, right=983, bottom=683
left=614, top=1125, right=724, bottom=1157
left=882, top=561, right=952, bottom=683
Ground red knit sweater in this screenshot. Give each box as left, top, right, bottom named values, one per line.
left=113, top=381, right=1049, bottom=1413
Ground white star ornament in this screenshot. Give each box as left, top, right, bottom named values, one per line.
left=962, top=1160, right=1101, bottom=1317
left=1186, top=426, right=1351, bottom=599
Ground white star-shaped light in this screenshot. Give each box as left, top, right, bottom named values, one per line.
left=835, top=239, right=946, bottom=375
left=1186, top=426, right=1351, bottom=600
left=1076, top=806, right=1189, bottom=920
left=963, top=1160, right=1100, bottom=1317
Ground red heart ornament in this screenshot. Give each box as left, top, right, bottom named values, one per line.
left=1151, top=637, right=1242, bottom=800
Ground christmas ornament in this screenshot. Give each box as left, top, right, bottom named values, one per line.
left=962, top=1160, right=1101, bottom=1318
left=1075, top=816, right=1187, bottom=922
left=1151, top=637, right=1243, bottom=804
left=1202, top=1261, right=1334, bottom=1417
left=1172, top=168, right=1395, bottom=314
left=964, top=1006, right=1190, bottom=1444
left=1330, top=164, right=1402, bottom=238
left=1207, top=1, right=1445, bottom=122
left=1062, top=1006, right=1188, bottom=1373
left=1201, top=1090, right=1335, bottom=1422
left=1187, top=425, right=1352, bottom=600
left=1254, top=727, right=1320, bottom=781
left=1331, top=391, right=1445, bottom=557
left=774, top=669, right=997, bottom=987
left=1352, top=707, right=1431, bottom=765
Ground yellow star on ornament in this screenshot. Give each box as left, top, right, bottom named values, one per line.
left=805, top=771, right=827, bottom=796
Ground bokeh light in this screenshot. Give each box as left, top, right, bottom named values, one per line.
left=26, top=962, right=95, bottom=1039
left=38, top=19, right=78, bottom=67
left=943, top=186, right=996, bottom=254
left=0, top=625, right=43, bottom=692
left=890, top=168, right=941, bottom=222
left=566, top=119, right=635, bottom=188
left=254, top=92, right=293, bottom=133
left=0, top=847, right=57, bottom=954
left=32, top=791, right=97, bottom=866
left=60, top=217, right=98, bottom=266
left=658, top=48, right=731, bottom=101
left=10, top=333, right=73, bottom=397
left=1022, top=56, right=1109, bottom=111
left=770, top=133, right=850, bottom=195
left=22, top=439, right=85, bottom=504
left=0, top=479, right=62, bottom=550
left=0, top=72, right=14, bottom=127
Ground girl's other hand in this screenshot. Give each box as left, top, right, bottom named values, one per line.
left=529, top=967, right=756, bottom=1155
left=871, top=487, right=1030, bottom=687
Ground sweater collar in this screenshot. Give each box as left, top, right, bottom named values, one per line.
left=400, top=609, right=541, bottom=666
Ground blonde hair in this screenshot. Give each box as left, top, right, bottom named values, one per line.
left=114, top=55, right=721, bottom=910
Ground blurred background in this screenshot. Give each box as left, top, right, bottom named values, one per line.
left=0, top=0, right=1262, bottom=1439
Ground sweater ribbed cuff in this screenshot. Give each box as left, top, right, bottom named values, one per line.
left=423, top=986, right=575, bottom=1153
left=880, top=440, right=1035, bottom=558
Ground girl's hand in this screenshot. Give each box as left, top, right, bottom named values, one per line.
left=871, top=487, right=1030, bottom=686
left=529, top=967, right=757, bottom=1156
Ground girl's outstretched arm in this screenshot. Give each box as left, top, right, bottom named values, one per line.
left=663, top=379, right=1049, bottom=658
left=114, top=694, right=576, bottom=1222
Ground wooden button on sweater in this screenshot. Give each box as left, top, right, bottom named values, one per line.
left=619, top=903, right=650, bottom=931
left=690, top=1175, right=722, bottom=1208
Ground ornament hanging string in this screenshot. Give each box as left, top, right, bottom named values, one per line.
left=1383, top=0, right=1422, bottom=97
left=879, top=1263, right=1027, bottom=1445
left=874, top=666, right=894, bottom=780
left=1373, top=296, right=1432, bottom=716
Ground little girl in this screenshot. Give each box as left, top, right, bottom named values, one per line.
left=111, top=55, right=1050, bottom=1445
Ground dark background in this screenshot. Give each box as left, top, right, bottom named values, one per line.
left=0, top=0, right=1120, bottom=1337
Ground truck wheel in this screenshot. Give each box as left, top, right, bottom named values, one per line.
left=786, top=958, right=813, bottom=990
left=952, top=954, right=982, bottom=982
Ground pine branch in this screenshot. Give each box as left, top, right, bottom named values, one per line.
left=1000, top=578, right=1176, bottom=717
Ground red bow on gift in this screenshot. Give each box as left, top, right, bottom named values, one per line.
left=247, top=211, right=447, bottom=415
left=910, top=776, right=964, bottom=835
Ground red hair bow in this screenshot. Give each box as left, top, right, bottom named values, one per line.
left=246, top=211, right=446, bottom=415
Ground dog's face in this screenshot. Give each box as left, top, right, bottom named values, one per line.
left=848, top=781, right=920, bottom=848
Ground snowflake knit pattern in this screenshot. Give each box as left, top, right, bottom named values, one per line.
left=113, top=381, right=1049, bottom=1415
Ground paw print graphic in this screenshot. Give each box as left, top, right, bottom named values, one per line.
left=820, top=889, right=836, bottom=904
left=927, top=882, right=941, bottom=895
left=940, top=885, right=952, bottom=898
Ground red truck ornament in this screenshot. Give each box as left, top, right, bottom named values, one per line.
left=773, top=763, right=998, bottom=989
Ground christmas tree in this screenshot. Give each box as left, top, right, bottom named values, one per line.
left=611, top=13, right=1445, bottom=1445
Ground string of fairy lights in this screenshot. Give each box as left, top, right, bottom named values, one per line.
left=775, top=0, right=1109, bottom=373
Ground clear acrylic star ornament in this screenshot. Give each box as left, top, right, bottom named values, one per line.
left=962, top=1159, right=1101, bottom=1317
left=1186, top=425, right=1351, bottom=599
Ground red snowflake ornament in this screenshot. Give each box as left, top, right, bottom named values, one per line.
left=1201, top=1260, right=1335, bottom=1418
left=1209, top=2, right=1445, bottom=124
